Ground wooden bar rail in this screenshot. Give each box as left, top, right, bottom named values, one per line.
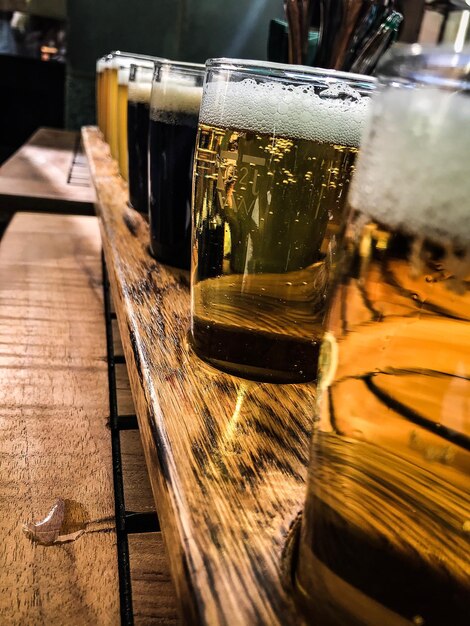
left=82, top=126, right=315, bottom=626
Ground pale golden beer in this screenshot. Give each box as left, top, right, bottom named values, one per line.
left=100, top=56, right=112, bottom=140
left=296, top=48, right=470, bottom=625
left=95, top=58, right=106, bottom=133
left=191, top=61, right=374, bottom=382
left=117, top=67, right=129, bottom=181
left=106, top=57, right=120, bottom=160
left=107, top=54, right=148, bottom=161
left=193, top=125, right=358, bottom=381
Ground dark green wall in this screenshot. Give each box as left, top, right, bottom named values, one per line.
left=66, top=0, right=284, bottom=128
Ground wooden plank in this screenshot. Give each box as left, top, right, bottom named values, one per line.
left=0, top=211, right=120, bottom=624
left=0, top=128, right=95, bottom=216
left=83, top=126, right=312, bottom=625
left=116, top=362, right=136, bottom=415
left=128, top=532, right=179, bottom=625
left=121, top=431, right=156, bottom=514
left=113, top=318, right=125, bottom=357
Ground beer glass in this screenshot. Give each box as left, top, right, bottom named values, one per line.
left=148, top=60, right=204, bottom=268
left=295, top=46, right=470, bottom=625
left=106, top=54, right=122, bottom=159
left=117, top=67, right=130, bottom=181
left=95, top=57, right=106, bottom=134
left=100, top=54, right=113, bottom=141
left=191, top=59, right=375, bottom=382
left=106, top=52, right=154, bottom=162
left=127, top=63, right=155, bottom=213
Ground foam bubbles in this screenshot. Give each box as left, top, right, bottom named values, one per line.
left=128, top=80, right=152, bottom=104
left=150, top=82, right=203, bottom=122
left=349, top=87, right=470, bottom=245
left=199, top=79, right=371, bottom=147
left=118, top=68, right=129, bottom=85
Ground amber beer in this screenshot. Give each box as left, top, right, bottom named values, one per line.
left=95, top=58, right=106, bottom=133
left=99, top=55, right=113, bottom=140
left=296, top=49, right=470, bottom=625
left=117, top=68, right=129, bottom=180
left=105, top=52, right=154, bottom=163
left=191, top=62, right=373, bottom=382
left=106, top=56, right=120, bottom=159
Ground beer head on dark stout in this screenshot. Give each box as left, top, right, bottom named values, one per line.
left=296, top=46, right=470, bottom=626
left=148, top=61, right=204, bottom=269
left=191, top=59, right=374, bottom=383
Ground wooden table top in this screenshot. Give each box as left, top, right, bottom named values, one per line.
left=0, top=128, right=95, bottom=217
left=82, top=125, right=314, bottom=626
left=0, top=211, right=178, bottom=625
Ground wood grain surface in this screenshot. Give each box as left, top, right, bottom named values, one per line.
left=120, top=431, right=156, bottom=514
left=113, top=318, right=125, bottom=357
left=0, top=128, right=95, bottom=217
left=129, top=533, right=180, bottom=626
left=116, top=362, right=137, bottom=415
left=0, top=211, right=119, bottom=624
left=83, top=126, right=314, bottom=625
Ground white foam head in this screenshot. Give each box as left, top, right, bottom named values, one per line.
left=118, top=68, right=129, bottom=86
left=128, top=80, right=153, bottom=104
left=349, top=86, right=470, bottom=246
left=150, top=80, right=203, bottom=122
left=199, top=79, right=371, bottom=147
left=96, top=59, right=106, bottom=72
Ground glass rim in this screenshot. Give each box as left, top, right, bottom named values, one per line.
left=108, top=50, right=159, bottom=61
left=376, top=43, right=470, bottom=88
left=106, top=51, right=166, bottom=70
left=129, top=62, right=156, bottom=81
left=154, top=59, right=205, bottom=71
left=205, top=57, right=376, bottom=88
left=153, top=59, right=205, bottom=83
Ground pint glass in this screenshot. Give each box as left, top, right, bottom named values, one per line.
left=295, top=46, right=470, bottom=625
left=191, top=59, right=374, bottom=382
left=100, top=55, right=113, bottom=141
left=106, top=52, right=154, bottom=163
left=96, top=57, right=106, bottom=133
left=127, top=63, right=155, bottom=213
left=117, top=67, right=130, bottom=181
left=148, top=60, right=204, bottom=268
left=106, top=54, right=121, bottom=159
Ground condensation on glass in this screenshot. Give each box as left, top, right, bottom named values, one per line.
left=295, top=45, right=470, bottom=626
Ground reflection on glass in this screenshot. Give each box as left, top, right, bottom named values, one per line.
left=296, top=46, right=470, bottom=626
left=191, top=59, right=375, bottom=383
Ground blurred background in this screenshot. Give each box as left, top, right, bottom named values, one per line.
left=0, top=0, right=469, bottom=165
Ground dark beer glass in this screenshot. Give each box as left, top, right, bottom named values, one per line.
left=127, top=63, right=156, bottom=213
left=296, top=46, right=470, bottom=626
left=191, top=59, right=375, bottom=382
left=148, top=60, right=204, bottom=268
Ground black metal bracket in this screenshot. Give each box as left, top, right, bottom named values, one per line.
left=102, top=254, right=161, bottom=625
